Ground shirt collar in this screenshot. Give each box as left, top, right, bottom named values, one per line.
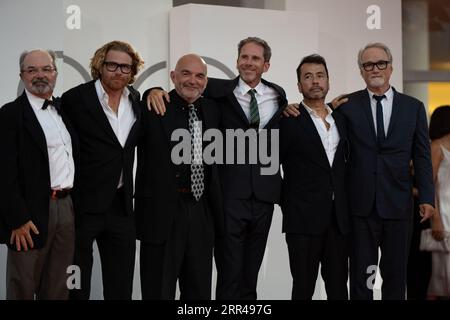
left=95, top=79, right=130, bottom=105
left=25, top=89, right=48, bottom=112
left=302, top=101, right=333, bottom=118
left=237, top=77, right=265, bottom=96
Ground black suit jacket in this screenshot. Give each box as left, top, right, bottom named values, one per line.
left=280, top=105, right=349, bottom=235
left=204, top=77, right=287, bottom=204
left=0, top=92, right=78, bottom=248
left=338, top=88, right=434, bottom=219
left=134, top=90, right=224, bottom=244
left=61, top=81, right=141, bottom=216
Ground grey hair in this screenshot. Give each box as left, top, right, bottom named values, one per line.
left=357, top=42, right=393, bottom=68
left=19, top=49, right=57, bottom=72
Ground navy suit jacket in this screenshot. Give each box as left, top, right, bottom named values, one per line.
left=338, top=88, right=434, bottom=220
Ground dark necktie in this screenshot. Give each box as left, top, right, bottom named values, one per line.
left=373, top=95, right=386, bottom=143
left=188, top=104, right=204, bottom=201
left=248, top=89, right=260, bottom=129
left=42, top=97, right=61, bottom=114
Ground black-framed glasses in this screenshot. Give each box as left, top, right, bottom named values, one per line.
left=103, top=61, right=132, bottom=74
left=361, top=60, right=390, bottom=71
left=21, top=66, right=56, bottom=76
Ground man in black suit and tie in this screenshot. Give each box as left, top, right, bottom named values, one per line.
left=61, top=41, right=144, bottom=300
left=280, top=54, right=349, bottom=300
left=0, top=49, right=76, bottom=299
left=338, top=43, right=434, bottom=300
left=147, top=37, right=287, bottom=300
left=135, top=54, right=224, bottom=299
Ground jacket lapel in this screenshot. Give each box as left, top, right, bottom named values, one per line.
left=386, top=88, right=400, bottom=139
left=160, top=95, right=181, bottom=149
left=331, top=112, right=347, bottom=169
left=361, top=90, right=377, bottom=143
left=81, top=82, right=122, bottom=146
left=124, top=86, right=141, bottom=148
left=262, top=79, right=287, bottom=129
left=297, top=105, right=330, bottom=170
left=21, top=93, right=48, bottom=157
left=226, top=77, right=250, bottom=126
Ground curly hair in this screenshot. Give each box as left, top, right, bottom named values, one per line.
left=429, top=105, right=450, bottom=140
left=90, top=40, right=144, bottom=84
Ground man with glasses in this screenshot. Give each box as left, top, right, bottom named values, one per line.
left=0, top=49, right=77, bottom=299
left=61, top=41, right=144, bottom=300
left=338, top=42, right=434, bottom=299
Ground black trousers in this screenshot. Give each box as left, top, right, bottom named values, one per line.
left=140, top=194, right=214, bottom=300
left=350, top=208, right=412, bottom=300
left=70, top=188, right=136, bottom=300
left=286, top=216, right=349, bottom=300
left=215, top=197, right=274, bottom=300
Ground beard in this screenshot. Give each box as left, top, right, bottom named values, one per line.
left=367, top=76, right=386, bottom=88
left=303, top=87, right=328, bottom=100
left=30, top=78, right=54, bottom=95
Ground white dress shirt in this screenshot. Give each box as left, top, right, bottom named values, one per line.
left=233, top=78, right=279, bottom=129
left=368, top=86, right=394, bottom=137
left=95, top=79, right=136, bottom=188
left=26, top=90, right=74, bottom=190
left=302, top=102, right=340, bottom=167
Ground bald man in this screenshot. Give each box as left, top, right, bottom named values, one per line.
left=134, top=54, right=224, bottom=299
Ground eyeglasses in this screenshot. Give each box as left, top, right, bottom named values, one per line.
left=361, top=60, right=390, bottom=71
left=21, top=66, right=56, bottom=76
left=103, top=61, right=132, bottom=74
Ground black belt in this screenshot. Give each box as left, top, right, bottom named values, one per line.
left=50, top=188, right=71, bottom=199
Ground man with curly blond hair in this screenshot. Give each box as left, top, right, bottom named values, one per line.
left=62, top=41, right=144, bottom=300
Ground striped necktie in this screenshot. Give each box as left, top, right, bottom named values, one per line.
left=248, top=89, right=260, bottom=128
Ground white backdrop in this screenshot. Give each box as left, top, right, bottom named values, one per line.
left=0, top=0, right=402, bottom=300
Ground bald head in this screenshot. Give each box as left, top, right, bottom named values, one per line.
left=171, top=54, right=208, bottom=103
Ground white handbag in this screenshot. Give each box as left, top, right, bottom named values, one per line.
left=419, top=228, right=450, bottom=252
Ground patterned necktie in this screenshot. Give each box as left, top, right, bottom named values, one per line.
left=373, top=94, right=386, bottom=143
left=188, top=104, right=204, bottom=201
left=248, top=89, right=260, bottom=128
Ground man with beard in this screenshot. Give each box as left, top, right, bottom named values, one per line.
left=338, top=43, right=434, bottom=300
left=61, top=41, right=143, bottom=300
left=280, top=54, right=349, bottom=299
left=0, top=49, right=77, bottom=299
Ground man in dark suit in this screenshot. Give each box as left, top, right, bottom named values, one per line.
left=61, top=41, right=144, bottom=300
left=0, top=49, right=77, bottom=299
left=338, top=43, right=434, bottom=300
left=147, top=37, right=287, bottom=300
left=135, top=54, right=224, bottom=299
left=280, top=54, right=349, bottom=300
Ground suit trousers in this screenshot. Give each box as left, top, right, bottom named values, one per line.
left=350, top=208, right=412, bottom=300
left=70, top=188, right=136, bottom=300
left=286, top=214, right=349, bottom=300
left=139, top=194, right=214, bottom=300
left=6, top=195, right=75, bottom=300
left=215, top=197, right=274, bottom=300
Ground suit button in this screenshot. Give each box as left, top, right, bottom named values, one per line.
left=175, top=173, right=180, bottom=178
